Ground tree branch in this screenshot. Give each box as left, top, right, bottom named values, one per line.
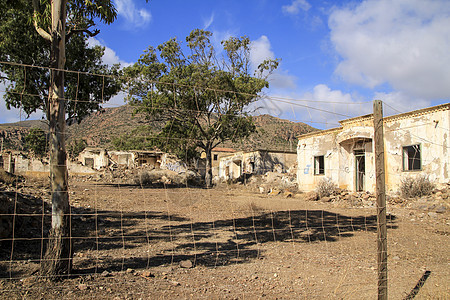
left=32, top=0, right=52, bottom=42
left=66, top=28, right=100, bottom=39
left=212, top=139, right=224, bottom=149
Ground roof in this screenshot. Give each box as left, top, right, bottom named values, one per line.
left=298, top=102, right=449, bottom=139
left=212, top=147, right=236, bottom=153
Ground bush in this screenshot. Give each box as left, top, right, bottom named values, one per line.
left=68, top=139, right=87, bottom=159
left=400, top=175, right=435, bottom=198
left=315, top=177, right=337, bottom=198
left=0, top=169, right=23, bottom=185
left=24, top=127, right=47, bottom=156
left=134, top=171, right=160, bottom=186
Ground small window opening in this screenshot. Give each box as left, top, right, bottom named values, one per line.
left=403, top=144, right=421, bottom=171
left=314, top=155, right=325, bottom=175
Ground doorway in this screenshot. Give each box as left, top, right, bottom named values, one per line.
left=355, top=150, right=365, bottom=191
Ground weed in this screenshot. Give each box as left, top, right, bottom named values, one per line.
left=315, top=177, right=337, bottom=198
left=400, top=175, right=435, bottom=198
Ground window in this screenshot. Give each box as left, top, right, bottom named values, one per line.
left=213, top=154, right=218, bottom=161
left=403, top=144, right=421, bottom=171
left=84, top=157, right=94, bottom=167
left=314, top=155, right=325, bottom=175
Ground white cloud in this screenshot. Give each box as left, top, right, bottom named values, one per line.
left=373, top=91, right=431, bottom=117
left=101, top=91, right=127, bottom=108
left=0, top=81, right=44, bottom=123
left=329, top=0, right=450, bottom=100
left=269, top=71, right=297, bottom=90
left=304, top=84, right=353, bottom=103
left=250, top=36, right=297, bottom=90
left=212, top=30, right=235, bottom=54
left=115, top=0, right=151, bottom=29
left=0, top=91, right=23, bottom=123
left=282, top=0, right=311, bottom=15
left=252, top=84, right=370, bottom=129
left=88, top=37, right=132, bottom=67
left=301, top=84, right=370, bottom=124
left=203, top=13, right=215, bottom=30
left=250, top=35, right=275, bottom=66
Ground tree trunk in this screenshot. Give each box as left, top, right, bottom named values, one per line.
left=205, top=144, right=213, bottom=188
left=41, top=0, right=72, bottom=279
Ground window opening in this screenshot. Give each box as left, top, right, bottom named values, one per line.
left=314, top=155, right=324, bottom=175
left=403, top=144, right=421, bottom=171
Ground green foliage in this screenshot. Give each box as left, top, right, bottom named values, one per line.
left=152, top=121, right=200, bottom=163
left=24, top=127, right=47, bottom=156
left=112, top=124, right=201, bottom=163
left=112, top=125, right=156, bottom=151
left=67, top=138, right=87, bottom=158
left=0, top=0, right=121, bottom=122
left=31, top=0, right=118, bottom=37
left=123, top=29, right=279, bottom=169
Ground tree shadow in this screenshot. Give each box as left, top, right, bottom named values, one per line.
left=69, top=208, right=397, bottom=275
left=93, top=182, right=207, bottom=190
left=0, top=195, right=398, bottom=279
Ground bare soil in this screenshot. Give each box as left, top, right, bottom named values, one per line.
left=0, top=177, right=449, bottom=299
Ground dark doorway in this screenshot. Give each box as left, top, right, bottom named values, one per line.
left=355, top=150, right=365, bottom=191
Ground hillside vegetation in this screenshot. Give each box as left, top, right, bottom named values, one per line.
left=0, top=105, right=318, bottom=152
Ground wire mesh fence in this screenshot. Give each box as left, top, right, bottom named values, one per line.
left=0, top=62, right=449, bottom=299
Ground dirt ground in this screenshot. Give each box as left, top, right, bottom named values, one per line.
left=0, top=176, right=449, bottom=299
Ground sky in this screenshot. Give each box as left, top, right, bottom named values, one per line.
left=1, top=0, right=450, bottom=128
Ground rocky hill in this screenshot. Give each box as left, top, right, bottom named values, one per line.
left=0, top=105, right=318, bottom=152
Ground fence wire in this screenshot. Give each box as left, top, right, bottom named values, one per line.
left=0, top=62, right=449, bottom=299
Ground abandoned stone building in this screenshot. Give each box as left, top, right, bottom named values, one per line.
left=0, top=151, right=21, bottom=173
left=218, top=149, right=297, bottom=180
left=77, top=148, right=187, bottom=173
left=296, top=103, right=449, bottom=194
left=78, top=148, right=164, bottom=170
left=201, top=147, right=237, bottom=177
left=0, top=150, right=96, bottom=176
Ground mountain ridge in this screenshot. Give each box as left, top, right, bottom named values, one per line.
left=0, top=104, right=318, bottom=152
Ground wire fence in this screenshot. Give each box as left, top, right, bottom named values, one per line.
left=0, top=62, right=449, bottom=299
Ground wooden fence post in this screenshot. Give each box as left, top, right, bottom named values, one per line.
left=374, top=100, right=387, bottom=300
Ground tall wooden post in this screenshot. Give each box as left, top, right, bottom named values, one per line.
left=374, top=100, right=387, bottom=299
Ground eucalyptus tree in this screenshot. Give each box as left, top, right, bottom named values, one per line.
left=0, top=0, right=122, bottom=278
left=124, top=29, right=279, bottom=187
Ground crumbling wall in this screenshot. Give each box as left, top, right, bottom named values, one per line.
left=383, top=107, right=449, bottom=192
left=297, top=104, right=449, bottom=194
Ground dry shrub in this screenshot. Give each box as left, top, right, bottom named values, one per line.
left=134, top=171, right=159, bottom=186
left=248, top=202, right=264, bottom=213
left=134, top=170, right=201, bottom=186
left=315, top=177, right=337, bottom=198
left=0, top=169, right=22, bottom=185
left=400, top=175, right=435, bottom=198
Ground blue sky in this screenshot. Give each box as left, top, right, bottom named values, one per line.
left=1, top=0, right=450, bottom=128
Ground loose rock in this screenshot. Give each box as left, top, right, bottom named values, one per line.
left=180, top=260, right=193, bottom=269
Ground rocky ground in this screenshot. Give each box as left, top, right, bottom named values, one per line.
left=0, top=170, right=449, bottom=299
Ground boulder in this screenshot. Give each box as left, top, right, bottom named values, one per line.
left=304, top=191, right=319, bottom=201
left=284, top=191, right=294, bottom=198
left=269, top=188, right=281, bottom=195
